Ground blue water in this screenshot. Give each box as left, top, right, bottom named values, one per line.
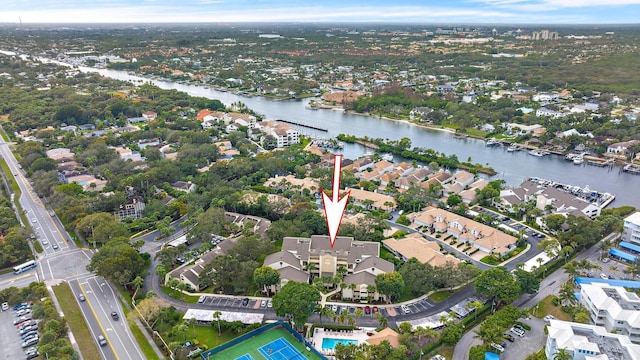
left=321, top=338, right=358, bottom=350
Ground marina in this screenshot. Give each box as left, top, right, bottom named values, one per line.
left=43, top=59, right=640, bottom=207
left=528, top=177, right=616, bottom=209
left=623, top=163, right=640, bottom=175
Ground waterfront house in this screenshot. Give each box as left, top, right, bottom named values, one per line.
left=348, top=188, right=397, bottom=211
left=607, top=140, right=640, bottom=155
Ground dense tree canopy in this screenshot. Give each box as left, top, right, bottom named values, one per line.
left=272, top=281, right=321, bottom=329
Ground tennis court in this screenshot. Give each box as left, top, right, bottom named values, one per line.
left=258, top=337, right=305, bottom=360
left=210, top=325, right=324, bottom=360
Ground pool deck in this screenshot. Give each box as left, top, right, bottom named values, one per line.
left=310, top=327, right=371, bottom=356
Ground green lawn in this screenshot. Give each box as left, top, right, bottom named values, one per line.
left=428, top=290, right=452, bottom=303
left=530, top=295, right=572, bottom=321
left=52, top=283, right=102, bottom=360
left=190, top=325, right=236, bottom=349
left=210, top=325, right=322, bottom=360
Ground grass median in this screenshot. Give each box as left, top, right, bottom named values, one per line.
left=52, top=282, right=102, bottom=360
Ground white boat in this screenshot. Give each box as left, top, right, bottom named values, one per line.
left=507, top=145, right=518, bottom=152
left=380, top=153, right=394, bottom=162
left=573, top=157, right=584, bottom=165
left=485, top=138, right=500, bottom=146
left=529, top=149, right=544, bottom=157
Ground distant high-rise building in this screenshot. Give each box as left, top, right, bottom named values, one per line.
left=532, top=30, right=559, bottom=40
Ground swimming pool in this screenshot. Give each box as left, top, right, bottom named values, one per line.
left=321, top=338, right=358, bottom=350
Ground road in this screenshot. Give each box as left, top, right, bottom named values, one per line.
left=452, top=232, right=620, bottom=360
left=0, top=138, right=144, bottom=360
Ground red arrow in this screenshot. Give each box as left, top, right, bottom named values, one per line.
left=321, top=154, right=350, bottom=248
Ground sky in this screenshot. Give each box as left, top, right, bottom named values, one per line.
left=2, top=0, right=640, bottom=24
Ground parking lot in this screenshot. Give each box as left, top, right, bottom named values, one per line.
left=392, top=298, right=434, bottom=316
left=500, top=317, right=547, bottom=359
left=0, top=305, right=36, bottom=359
left=200, top=296, right=258, bottom=309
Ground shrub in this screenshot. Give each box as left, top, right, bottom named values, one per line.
left=552, top=296, right=560, bottom=306
left=515, top=321, right=531, bottom=331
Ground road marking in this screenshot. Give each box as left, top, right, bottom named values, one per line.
left=82, top=281, right=120, bottom=360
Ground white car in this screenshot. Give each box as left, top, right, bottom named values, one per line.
left=41, top=239, right=48, bottom=245
left=1, top=302, right=8, bottom=311
left=600, top=273, right=608, bottom=279
left=401, top=304, right=411, bottom=314
left=31, top=218, right=37, bottom=223
left=267, top=300, right=272, bottom=308
left=544, top=315, right=555, bottom=322
left=490, top=343, right=505, bottom=353
left=510, top=327, right=525, bottom=337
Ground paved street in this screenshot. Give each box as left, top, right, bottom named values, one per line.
left=0, top=138, right=145, bottom=360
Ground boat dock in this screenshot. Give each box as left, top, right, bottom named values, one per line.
left=275, top=119, right=328, bottom=132
left=528, top=177, right=616, bottom=209
left=623, top=163, right=640, bottom=175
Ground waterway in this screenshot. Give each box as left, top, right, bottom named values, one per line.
left=38, top=60, right=640, bottom=207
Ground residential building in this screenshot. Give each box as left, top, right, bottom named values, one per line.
left=411, top=207, right=517, bottom=256
left=170, top=181, right=196, bottom=193
left=366, top=328, right=400, bottom=348
left=348, top=188, right=397, bottom=211
left=263, top=175, right=319, bottom=195
left=263, top=235, right=393, bottom=300
left=545, top=319, right=640, bottom=360
left=383, top=233, right=461, bottom=267
left=579, top=283, right=640, bottom=343
left=113, top=197, right=146, bottom=222
left=256, top=120, right=300, bottom=148
left=623, top=212, right=640, bottom=245
left=535, top=186, right=601, bottom=219
left=607, top=140, right=640, bottom=155
left=142, top=111, right=157, bottom=121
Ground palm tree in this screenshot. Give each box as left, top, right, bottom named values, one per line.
left=599, top=240, right=613, bottom=260
left=563, top=261, right=580, bottom=278
left=354, top=308, right=364, bottom=320
left=558, top=281, right=577, bottom=306
left=319, top=306, right=335, bottom=326
left=474, top=322, right=504, bottom=347
left=414, top=326, right=429, bottom=341
left=373, top=312, right=388, bottom=328
left=553, top=348, right=572, bottom=360
left=132, top=276, right=145, bottom=300
left=339, top=309, right=350, bottom=325
left=213, top=311, right=222, bottom=336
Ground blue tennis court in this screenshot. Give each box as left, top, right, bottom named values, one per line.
left=236, top=355, right=255, bottom=360
left=258, top=337, right=305, bottom=360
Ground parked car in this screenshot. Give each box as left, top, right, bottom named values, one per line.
left=504, top=334, right=515, bottom=342
left=510, top=327, right=525, bottom=337
left=401, top=305, right=410, bottom=314
left=21, top=337, right=39, bottom=348
left=242, top=298, right=249, bottom=306
left=52, top=243, right=59, bottom=250
left=364, top=306, right=371, bottom=315
left=267, top=300, right=272, bottom=308
left=331, top=304, right=338, bottom=312
left=1, top=302, right=8, bottom=311
left=197, top=296, right=205, bottom=304
left=98, top=335, right=107, bottom=346
left=514, top=324, right=527, bottom=332
left=602, top=257, right=610, bottom=263
left=372, top=306, right=379, bottom=314
left=13, top=303, right=29, bottom=311
left=544, top=315, right=555, bottom=322
left=600, top=273, right=608, bottom=279
left=21, top=331, right=38, bottom=340
left=14, top=316, right=32, bottom=325
left=16, top=308, right=31, bottom=317
left=490, top=343, right=505, bottom=353
left=260, top=300, right=267, bottom=308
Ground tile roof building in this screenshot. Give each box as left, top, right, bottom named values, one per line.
left=383, top=232, right=461, bottom=267
left=411, top=207, right=517, bottom=256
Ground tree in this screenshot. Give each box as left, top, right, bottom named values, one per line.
left=375, top=272, right=404, bottom=302
left=213, top=310, right=222, bottom=336
left=272, top=281, right=321, bottom=330
left=373, top=312, right=388, bottom=328
left=558, top=281, right=577, bottom=306
left=318, top=306, right=335, bottom=326
left=354, top=307, right=364, bottom=320
left=253, top=266, right=280, bottom=294
left=86, top=240, right=148, bottom=285
left=475, top=267, right=521, bottom=306
left=469, top=345, right=486, bottom=360
left=440, top=324, right=463, bottom=346
left=553, top=348, right=572, bottom=360
left=514, top=268, right=541, bottom=294
left=474, top=321, right=505, bottom=346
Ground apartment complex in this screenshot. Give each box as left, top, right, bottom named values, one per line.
left=411, top=207, right=517, bottom=256
left=546, top=320, right=640, bottom=360
left=623, top=212, right=640, bottom=245
left=579, top=283, right=640, bottom=344
left=263, top=235, right=393, bottom=300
